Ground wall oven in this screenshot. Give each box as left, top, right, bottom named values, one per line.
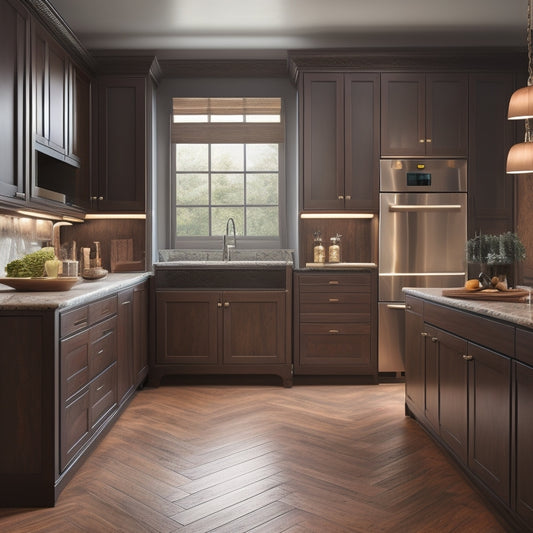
left=378, top=159, right=467, bottom=373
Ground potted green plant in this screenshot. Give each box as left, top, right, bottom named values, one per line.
left=466, top=231, right=526, bottom=288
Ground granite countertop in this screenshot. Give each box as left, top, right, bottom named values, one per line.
left=404, top=287, right=533, bottom=329
left=0, top=272, right=152, bottom=311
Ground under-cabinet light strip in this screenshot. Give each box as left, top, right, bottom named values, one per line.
left=300, top=213, right=374, bottom=219
left=84, top=213, right=146, bottom=220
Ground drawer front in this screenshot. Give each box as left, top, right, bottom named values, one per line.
left=89, top=295, right=117, bottom=325
left=516, top=328, right=533, bottom=366
left=299, top=323, right=372, bottom=366
left=405, top=295, right=423, bottom=314
left=300, top=292, right=371, bottom=316
left=90, top=363, right=117, bottom=430
left=61, top=305, right=89, bottom=337
left=299, top=273, right=371, bottom=293
left=61, top=329, right=90, bottom=401
left=89, top=316, right=117, bottom=378
left=61, top=387, right=90, bottom=471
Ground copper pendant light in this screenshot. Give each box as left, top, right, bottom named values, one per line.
left=507, top=0, right=533, bottom=174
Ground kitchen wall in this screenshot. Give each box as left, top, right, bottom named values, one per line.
left=517, top=176, right=533, bottom=285
left=0, top=214, right=53, bottom=275
left=153, top=76, right=299, bottom=263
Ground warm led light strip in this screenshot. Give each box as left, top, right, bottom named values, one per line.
left=379, top=272, right=466, bottom=276
left=85, top=214, right=146, bottom=220
left=300, top=213, right=374, bottom=219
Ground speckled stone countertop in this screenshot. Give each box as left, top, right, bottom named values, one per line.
left=403, top=287, right=533, bottom=329
left=0, top=272, right=151, bottom=311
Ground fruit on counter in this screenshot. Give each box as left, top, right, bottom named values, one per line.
left=465, top=279, right=481, bottom=290
left=478, top=272, right=492, bottom=289
left=5, top=247, right=55, bottom=278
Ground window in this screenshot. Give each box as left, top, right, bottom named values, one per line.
left=171, top=97, right=284, bottom=245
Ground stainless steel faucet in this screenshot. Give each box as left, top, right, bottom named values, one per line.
left=223, top=217, right=237, bottom=260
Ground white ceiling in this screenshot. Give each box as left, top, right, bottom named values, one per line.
left=49, top=0, right=529, bottom=59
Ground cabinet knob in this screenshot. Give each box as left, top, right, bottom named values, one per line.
left=328, top=280, right=339, bottom=285
left=329, top=329, right=339, bottom=334
left=338, top=195, right=344, bottom=200
left=217, top=302, right=222, bottom=308
left=328, top=298, right=339, bottom=303
left=462, top=354, right=473, bottom=361
left=224, top=302, right=230, bottom=308
left=431, top=337, right=438, bottom=343
left=420, top=332, right=428, bottom=337
left=345, top=195, right=351, bottom=200
left=426, top=139, right=432, bottom=143
left=419, top=139, right=425, bottom=143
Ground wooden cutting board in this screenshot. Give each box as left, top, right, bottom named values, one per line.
left=442, top=287, right=530, bottom=302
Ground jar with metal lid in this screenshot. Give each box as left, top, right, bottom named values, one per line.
left=313, top=231, right=326, bottom=263
left=328, top=234, right=342, bottom=263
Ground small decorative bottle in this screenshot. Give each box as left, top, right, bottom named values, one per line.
left=328, top=234, right=342, bottom=263
left=313, top=231, right=326, bottom=263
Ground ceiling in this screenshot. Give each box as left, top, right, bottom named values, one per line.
left=49, top=0, right=529, bottom=59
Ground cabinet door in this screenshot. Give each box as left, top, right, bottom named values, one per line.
left=156, top=291, right=219, bottom=364
left=424, top=325, right=440, bottom=431
left=344, top=73, right=379, bottom=211
left=468, top=73, right=516, bottom=236
left=117, top=288, right=134, bottom=404
left=381, top=73, right=425, bottom=157
left=33, top=22, right=69, bottom=157
left=437, top=328, right=468, bottom=465
left=223, top=291, right=286, bottom=365
left=425, top=73, right=468, bottom=156
left=133, top=281, right=149, bottom=384
left=0, top=0, right=29, bottom=202
left=516, top=361, right=533, bottom=525
left=302, top=72, right=344, bottom=210
left=95, top=75, right=146, bottom=212
left=468, top=342, right=511, bottom=504
left=404, top=305, right=425, bottom=414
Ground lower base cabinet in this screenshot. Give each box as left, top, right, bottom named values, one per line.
left=151, top=284, right=292, bottom=387
left=404, top=294, right=529, bottom=531
left=0, top=277, right=149, bottom=507
left=293, top=270, right=377, bottom=378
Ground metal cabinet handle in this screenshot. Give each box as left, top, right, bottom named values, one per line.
left=328, top=298, right=339, bottom=303
left=419, top=139, right=425, bottom=143
left=338, top=195, right=344, bottom=200
left=328, top=280, right=339, bottom=285
left=217, top=302, right=222, bottom=308
left=345, top=195, right=351, bottom=200
left=96, top=385, right=104, bottom=391
left=462, top=354, right=473, bottom=361
left=329, top=329, right=339, bottom=334
left=426, top=139, right=432, bottom=143
left=431, top=337, right=438, bottom=343
left=224, top=302, right=230, bottom=308
left=420, top=332, right=428, bottom=337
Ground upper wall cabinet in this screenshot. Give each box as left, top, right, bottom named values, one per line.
left=32, top=20, right=78, bottom=166
left=381, top=73, right=468, bottom=157
left=301, top=72, right=380, bottom=211
left=92, top=75, right=147, bottom=212
left=0, top=0, right=29, bottom=205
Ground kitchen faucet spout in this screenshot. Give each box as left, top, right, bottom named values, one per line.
left=223, top=217, right=237, bottom=260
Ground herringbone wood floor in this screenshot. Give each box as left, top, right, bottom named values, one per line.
left=0, top=383, right=511, bottom=532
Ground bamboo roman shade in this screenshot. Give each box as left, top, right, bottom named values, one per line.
left=171, top=97, right=284, bottom=143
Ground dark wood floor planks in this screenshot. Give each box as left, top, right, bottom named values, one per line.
left=0, top=383, right=510, bottom=532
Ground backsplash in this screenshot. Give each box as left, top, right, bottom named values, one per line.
left=0, top=214, right=53, bottom=276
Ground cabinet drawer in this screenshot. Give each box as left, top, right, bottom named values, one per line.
left=61, top=386, right=90, bottom=471
left=61, top=329, right=90, bottom=401
left=299, top=273, right=371, bottom=292
left=89, top=316, right=117, bottom=378
left=61, top=305, right=89, bottom=337
left=89, top=295, right=117, bottom=325
left=90, top=363, right=117, bottom=430
left=300, top=292, right=371, bottom=315
left=299, top=323, right=372, bottom=365
left=405, top=295, right=423, bottom=314
left=516, top=328, right=533, bottom=366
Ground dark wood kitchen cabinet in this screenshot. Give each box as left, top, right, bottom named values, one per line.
left=468, top=73, right=516, bottom=236
left=381, top=73, right=468, bottom=157
left=294, top=270, right=377, bottom=378
left=301, top=72, right=379, bottom=211
left=93, top=75, right=146, bottom=212
left=151, top=265, right=292, bottom=386
left=154, top=289, right=291, bottom=384
left=0, top=276, right=149, bottom=507
left=0, top=0, right=29, bottom=205
left=404, top=293, right=529, bottom=531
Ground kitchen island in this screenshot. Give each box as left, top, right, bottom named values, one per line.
left=403, top=287, right=533, bottom=532
left=0, top=272, right=151, bottom=507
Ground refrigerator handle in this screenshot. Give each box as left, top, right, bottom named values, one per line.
left=386, top=304, right=407, bottom=310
